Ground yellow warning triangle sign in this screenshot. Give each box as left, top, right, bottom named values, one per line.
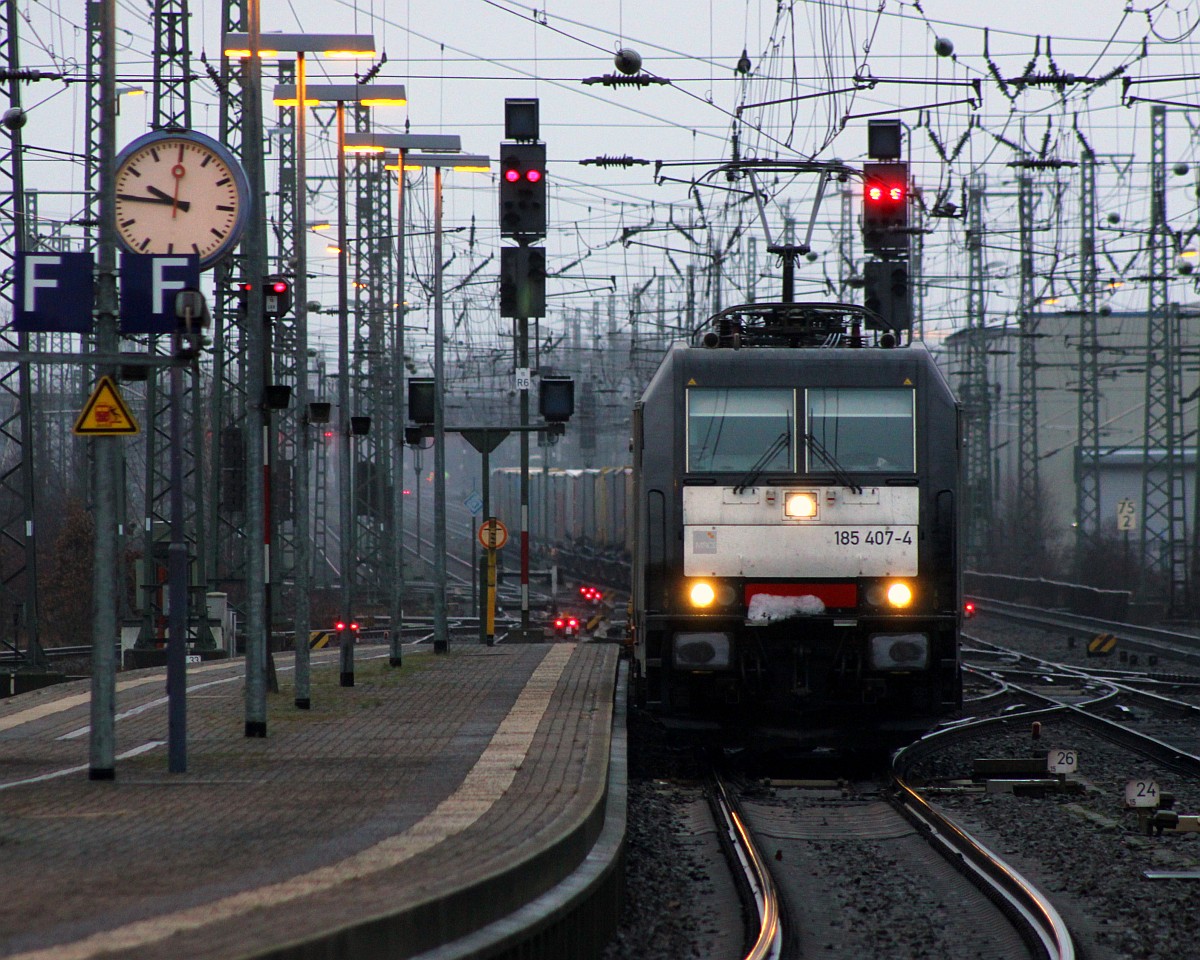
left=74, top=376, right=140, bottom=435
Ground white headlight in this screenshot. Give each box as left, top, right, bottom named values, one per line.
left=784, top=491, right=818, bottom=518
left=886, top=581, right=913, bottom=608
left=689, top=581, right=717, bottom=607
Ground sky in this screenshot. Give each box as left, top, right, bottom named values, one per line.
left=10, top=0, right=1200, bottom=366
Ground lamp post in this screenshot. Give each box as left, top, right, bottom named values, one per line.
left=343, top=132, right=461, bottom=666
left=223, top=33, right=375, bottom=712
left=401, top=154, right=491, bottom=653
left=275, top=82, right=406, bottom=686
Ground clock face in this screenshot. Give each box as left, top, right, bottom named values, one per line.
left=114, top=132, right=249, bottom=267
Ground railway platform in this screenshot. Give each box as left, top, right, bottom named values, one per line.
left=0, top=638, right=624, bottom=960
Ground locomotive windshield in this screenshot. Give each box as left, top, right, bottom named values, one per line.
left=687, top=388, right=793, bottom=472
left=805, top=388, right=915, bottom=472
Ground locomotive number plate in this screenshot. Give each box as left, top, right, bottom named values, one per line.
left=831, top=528, right=915, bottom=547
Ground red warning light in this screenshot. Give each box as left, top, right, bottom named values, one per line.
left=888, top=186, right=904, bottom=201
left=270, top=280, right=289, bottom=294
left=504, top=168, right=521, bottom=183
left=867, top=185, right=883, bottom=201
left=525, top=168, right=542, bottom=183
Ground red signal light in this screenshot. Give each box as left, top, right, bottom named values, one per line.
left=888, top=186, right=903, bottom=201
left=554, top=618, right=564, bottom=628
left=335, top=620, right=346, bottom=631
left=504, top=168, right=521, bottom=182
left=525, top=169, right=542, bottom=183
left=867, top=185, right=883, bottom=202
left=568, top=618, right=579, bottom=628
left=270, top=280, right=288, bottom=294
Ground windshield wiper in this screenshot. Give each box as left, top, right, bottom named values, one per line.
left=805, top=432, right=863, bottom=494
left=734, top=431, right=789, bottom=494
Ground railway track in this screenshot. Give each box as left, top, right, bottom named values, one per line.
left=718, top=761, right=1071, bottom=959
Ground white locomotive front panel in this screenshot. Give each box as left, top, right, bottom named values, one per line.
left=682, top=484, right=918, bottom=578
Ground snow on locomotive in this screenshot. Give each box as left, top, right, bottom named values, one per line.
left=630, top=300, right=962, bottom=742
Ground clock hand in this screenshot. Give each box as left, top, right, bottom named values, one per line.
left=117, top=192, right=193, bottom=212
left=171, top=163, right=185, bottom=219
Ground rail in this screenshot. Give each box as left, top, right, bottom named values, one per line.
left=894, top=727, right=1076, bottom=960
left=710, top=774, right=784, bottom=960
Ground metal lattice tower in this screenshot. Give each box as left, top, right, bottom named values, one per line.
left=152, top=0, right=191, bottom=130
left=351, top=115, right=391, bottom=606
left=138, top=0, right=211, bottom=647
left=1141, top=105, right=1188, bottom=608
left=910, top=195, right=925, bottom=339
left=838, top=188, right=853, bottom=301
left=311, top=353, right=331, bottom=585
left=208, top=0, right=250, bottom=599
left=1014, top=171, right=1042, bottom=568
left=961, top=172, right=993, bottom=568
left=1075, top=150, right=1102, bottom=569
left=272, top=61, right=300, bottom=615
left=0, top=0, right=45, bottom=666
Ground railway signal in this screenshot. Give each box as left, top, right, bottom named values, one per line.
left=263, top=276, right=292, bottom=320
left=863, top=260, right=910, bottom=332
left=500, top=245, right=546, bottom=318
left=862, top=161, right=908, bottom=253
left=499, top=142, right=546, bottom=239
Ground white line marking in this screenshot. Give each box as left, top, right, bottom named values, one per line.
left=0, top=742, right=164, bottom=791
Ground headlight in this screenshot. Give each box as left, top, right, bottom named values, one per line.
left=868, top=632, right=929, bottom=670
left=673, top=632, right=732, bottom=669
left=784, top=491, right=818, bottom=518
left=886, top=581, right=913, bottom=608
left=689, top=581, right=716, bottom=607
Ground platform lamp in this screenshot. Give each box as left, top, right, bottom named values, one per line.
left=400, top=153, right=492, bottom=653
left=343, top=132, right=462, bottom=667
left=274, top=82, right=407, bottom=687
left=224, top=32, right=377, bottom=722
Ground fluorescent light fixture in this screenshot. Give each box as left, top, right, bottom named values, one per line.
left=273, top=84, right=406, bottom=107
left=223, top=32, right=376, bottom=58
left=402, top=153, right=491, bottom=173
left=343, top=133, right=462, bottom=153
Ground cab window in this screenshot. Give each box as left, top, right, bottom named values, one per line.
left=687, top=388, right=793, bottom=473
left=806, top=388, right=915, bottom=472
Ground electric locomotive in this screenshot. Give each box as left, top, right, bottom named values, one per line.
left=630, top=300, right=962, bottom=743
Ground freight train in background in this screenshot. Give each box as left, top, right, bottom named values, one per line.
left=490, top=466, right=633, bottom=588
left=492, top=296, right=963, bottom=748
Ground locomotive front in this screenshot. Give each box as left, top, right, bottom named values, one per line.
left=631, top=303, right=962, bottom=741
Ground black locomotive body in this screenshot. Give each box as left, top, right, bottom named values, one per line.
left=631, top=301, right=962, bottom=742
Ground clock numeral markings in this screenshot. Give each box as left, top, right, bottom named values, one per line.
left=191, top=243, right=201, bottom=256
left=201, top=155, right=212, bottom=168
left=215, top=177, right=231, bottom=186
left=120, top=219, right=136, bottom=228
left=150, top=148, right=160, bottom=162
left=209, top=228, right=224, bottom=239
left=167, top=244, right=175, bottom=254
left=126, top=166, right=141, bottom=178
left=216, top=204, right=235, bottom=212
left=138, top=238, right=152, bottom=251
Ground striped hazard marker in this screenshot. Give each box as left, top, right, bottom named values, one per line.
left=309, top=630, right=333, bottom=650
left=1088, top=633, right=1117, bottom=657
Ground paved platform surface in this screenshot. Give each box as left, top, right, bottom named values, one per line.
left=0, top=639, right=620, bottom=960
